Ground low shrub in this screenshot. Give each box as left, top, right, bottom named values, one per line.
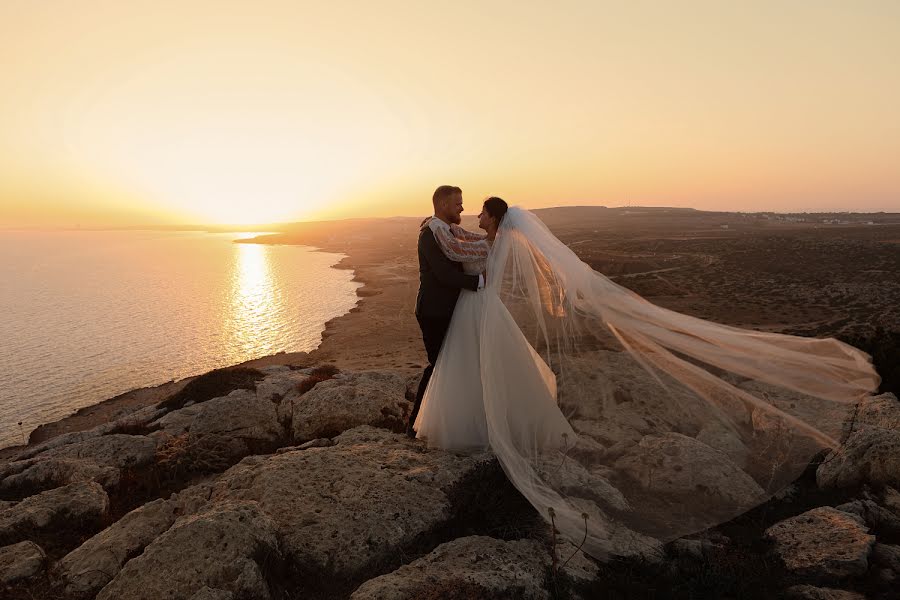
left=158, top=367, right=265, bottom=411
left=297, top=364, right=340, bottom=395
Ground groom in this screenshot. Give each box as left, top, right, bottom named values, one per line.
left=406, top=185, right=483, bottom=438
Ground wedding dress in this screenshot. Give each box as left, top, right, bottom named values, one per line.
left=414, top=223, right=574, bottom=450
left=416, top=208, right=880, bottom=559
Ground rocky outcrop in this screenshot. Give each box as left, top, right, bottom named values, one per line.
left=614, top=432, right=765, bottom=509
left=817, top=393, right=900, bottom=489
left=189, top=587, right=235, bottom=600
left=695, top=422, right=749, bottom=468
left=6, top=363, right=899, bottom=599
left=202, top=426, right=491, bottom=577
left=350, top=536, right=552, bottom=599
left=190, top=389, right=282, bottom=442
left=56, top=498, right=178, bottom=595
left=871, top=542, right=900, bottom=573
left=834, top=498, right=900, bottom=537
left=0, top=481, right=109, bottom=545
left=1, top=435, right=155, bottom=498
left=0, top=540, right=45, bottom=584
left=783, top=585, right=866, bottom=600
left=96, top=501, right=279, bottom=600
left=289, top=371, right=410, bottom=442
left=13, top=406, right=164, bottom=462
left=0, top=457, right=120, bottom=496
left=764, top=507, right=875, bottom=579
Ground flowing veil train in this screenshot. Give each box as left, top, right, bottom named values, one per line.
left=478, top=207, right=880, bottom=558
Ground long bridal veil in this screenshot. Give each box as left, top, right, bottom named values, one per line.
left=479, top=207, right=880, bottom=558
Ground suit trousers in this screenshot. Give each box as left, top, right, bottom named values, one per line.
left=408, top=314, right=453, bottom=431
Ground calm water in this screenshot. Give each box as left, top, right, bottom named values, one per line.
left=0, top=230, right=360, bottom=449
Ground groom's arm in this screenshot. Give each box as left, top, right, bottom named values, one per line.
left=421, top=229, right=479, bottom=292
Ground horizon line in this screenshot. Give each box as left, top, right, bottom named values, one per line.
left=2, top=204, right=900, bottom=232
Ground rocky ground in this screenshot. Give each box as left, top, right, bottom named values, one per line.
left=1, top=362, right=899, bottom=599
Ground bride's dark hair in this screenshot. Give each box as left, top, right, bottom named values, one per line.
left=483, top=196, right=508, bottom=224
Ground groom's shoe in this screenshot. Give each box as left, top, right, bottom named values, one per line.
left=405, top=424, right=417, bottom=439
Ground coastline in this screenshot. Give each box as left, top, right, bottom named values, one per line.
left=0, top=218, right=424, bottom=460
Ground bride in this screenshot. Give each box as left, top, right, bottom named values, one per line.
left=414, top=197, right=880, bottom=558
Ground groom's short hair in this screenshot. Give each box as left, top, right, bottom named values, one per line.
left=433, top=185, right=461, bottom=206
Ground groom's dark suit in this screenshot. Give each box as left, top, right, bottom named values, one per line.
left=408, top=223, right=480, bottom=435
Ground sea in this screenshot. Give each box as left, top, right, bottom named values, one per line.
left=0, top=230, right=361, bottom=450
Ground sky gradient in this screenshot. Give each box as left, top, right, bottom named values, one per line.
left=2, top=1, right=899, bottom=227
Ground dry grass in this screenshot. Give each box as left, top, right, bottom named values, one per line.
left=296, top=364, right=340, bottom=395
left=158, top=367, right=265, bottom=411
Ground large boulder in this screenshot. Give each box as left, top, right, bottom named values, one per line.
left=0, top=435, right=155, bottom=497
left=0, top=457, right=120, bottom=496
left=764, top=507, right=875, bottom=579
left=289, top=371, right=411, bottom=442
left=817, top=394, right=900, bottom=489
left=254, top=367, right=312, bottom=404
left=149, top=404, right=204, bottom=438
left=56, top=498, right=179, bottom=595
left=204, top=426, right=492, bottom=577
left=190, top=388, right=283, bottom=442
left=871, top=542, right=900, bottom=573
left=613, top=432, right=766, bottom=510
left=695, top=422, right=749, bottom=468
left=29, top=434, right=156, bottom=470
left=0, top=481, right=109, bottom=545
left=350, top=536, right=552, bottom=600
left=0, top=541, right=46, bottom=584
left=96, top=501, right=279, bottom=600
left=834, top=498, right=900, bottom=537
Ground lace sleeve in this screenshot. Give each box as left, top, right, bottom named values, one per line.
left=450, top=223, right=488, bottom=242
left=428, top=220, right=490, bottom=262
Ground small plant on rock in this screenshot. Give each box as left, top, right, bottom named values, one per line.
left=297, top=364, right=340, bottom=395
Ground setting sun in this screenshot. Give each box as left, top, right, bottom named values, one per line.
left=1, top=1, right=898, bottom=229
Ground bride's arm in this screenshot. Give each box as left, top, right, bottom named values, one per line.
left=449, top=223, right=488, bottom=242
left=430, top=222, right=490, bottom=262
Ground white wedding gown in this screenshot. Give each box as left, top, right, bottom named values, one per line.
left=414, top=255, right=574, bottom=451
left=414, top=207, right=880, bottom=559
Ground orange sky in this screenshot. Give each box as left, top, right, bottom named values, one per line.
left=1, top=1, right=899, bottom=227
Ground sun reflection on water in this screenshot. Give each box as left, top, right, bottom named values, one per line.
left=228, top=242, right=281, bottom=356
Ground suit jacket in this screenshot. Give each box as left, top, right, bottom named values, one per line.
left=415, top=225, right=479, bottom=318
